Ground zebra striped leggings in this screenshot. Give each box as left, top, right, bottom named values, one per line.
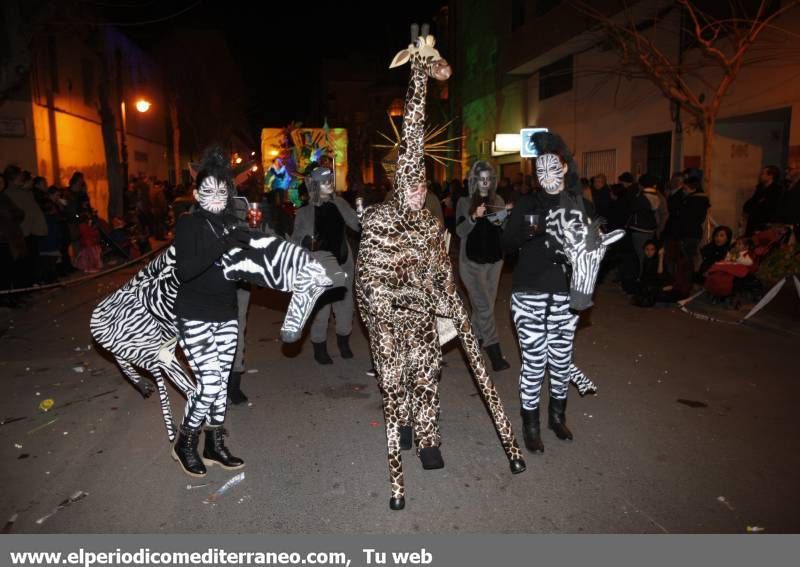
left=511, top=292, right=578, bottom=410
left=178, top=318, right=238, bottom=428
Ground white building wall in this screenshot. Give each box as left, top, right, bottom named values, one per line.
left=522, top=7, right=800, bottom=231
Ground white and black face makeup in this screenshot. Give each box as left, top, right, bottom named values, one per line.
left=535, top=153, right=566, bottom=195
left=194, top=176, right=228, bottom=214
left=320, top=179, right=334, bottom=196
left=477, top=171, right=493, bottom=197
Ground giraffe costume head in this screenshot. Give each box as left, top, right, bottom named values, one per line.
left=387, top=24, right=451, bottom=213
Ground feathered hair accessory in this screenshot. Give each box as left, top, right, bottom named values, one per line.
left=531, top=131, right=580, bottom=197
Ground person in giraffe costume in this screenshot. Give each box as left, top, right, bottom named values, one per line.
left=355, top=24, right=526, bottom=511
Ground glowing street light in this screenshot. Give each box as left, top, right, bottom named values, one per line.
left=269, top=149, right=279, bottom=157
left=134, top=98, right=152, bottom=113
left=251, top=165, right=258, bottom=172
left=235, top=157, right=243, bottom=164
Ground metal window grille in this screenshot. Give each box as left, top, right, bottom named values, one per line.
left=581, top=149, right=616, bottom=181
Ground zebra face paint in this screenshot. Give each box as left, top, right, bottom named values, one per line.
left=195, top=177, right=228, bottom=214
left=535, top=153, right=566, bottom=195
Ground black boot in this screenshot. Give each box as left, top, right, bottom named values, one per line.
left=485, top=343, right=510, bottom=371
left=521, top=407, right=544, bottom=453
left=336, top=334, right=353, bottom=359
left=202, top=425, right=244, bottom=469
left=399, top=425, right=413, bottom=450
left=548, top=397, right=573, bottom=440
left=228, top=371, right=248, bottom=405
left=171, top=425, right=206, bottom=477
left=312, top=341, right=333, bottom=365
left=419, top=446, right=444, bottom=470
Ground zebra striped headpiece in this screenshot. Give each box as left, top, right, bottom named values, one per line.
left=546, top=208, right=625, bottom=311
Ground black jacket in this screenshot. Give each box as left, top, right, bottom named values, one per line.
left=662, top=190, right=685, bottom=240
left=679, top=192, right=710, bottom=239
left=174, top=209, right=239, bottom=321
left=743, top=182, right=781, bottom=235
left=502, top=192, right=570, bottom=294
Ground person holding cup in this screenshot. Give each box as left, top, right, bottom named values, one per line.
left=455, top=161, right=512, bottom=371
left=502, top=131, right=598, bottom=454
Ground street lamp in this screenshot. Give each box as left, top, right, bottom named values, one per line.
left=119, top=97, right=153, bottom=190
left=134, top=98, right=152, bottom=113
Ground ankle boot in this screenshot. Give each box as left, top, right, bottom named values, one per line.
left=336, top=334, right=353, bottom=359
left=202, top=425, right=244, bottom=469
left=520, top=407, right=544, bottom=453
left=171, top=425, right=206, bottom=477
left=228, top=371, right=248, bottom=405
left=485, top=343, right=510, bottom=371
left=419, top=446, right=444, bottom=470
left=312, top=340, right=333, bottom=365
left=548, top=397, right=573, bottom=440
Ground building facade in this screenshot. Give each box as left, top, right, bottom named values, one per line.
left=451, top=0, right=800, bottom=231
left=1, top=5, right=168, bottom=221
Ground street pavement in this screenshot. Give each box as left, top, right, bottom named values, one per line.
left=0, top=262, right=797, bottom=534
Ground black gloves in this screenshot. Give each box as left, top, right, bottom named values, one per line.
left=224, top=227, right=252, bottom=249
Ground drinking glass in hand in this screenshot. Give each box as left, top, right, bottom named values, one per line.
left=524, top=213, right=541, bottom=238
left=246, top=202, right=263, bottom=229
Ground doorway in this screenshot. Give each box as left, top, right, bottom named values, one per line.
left=631, top=131, right=672, bottom=187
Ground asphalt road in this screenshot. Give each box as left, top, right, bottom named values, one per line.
left=0, top=263, right=797, bottom=534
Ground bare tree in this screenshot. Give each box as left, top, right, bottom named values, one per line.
left=575, top=0, right=799, bottom=197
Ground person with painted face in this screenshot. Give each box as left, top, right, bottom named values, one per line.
left=502, top=131, right=593, bottom=453
left=456, top=161, right=511, bottom=371
left=172, top=145, right=253, bottom=477
left=291, top=166, right=360, bottom=364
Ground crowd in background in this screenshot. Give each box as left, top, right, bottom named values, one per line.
left=3, top=157, right=799, bottom=311
left=0, top=164, right=180, bottom=307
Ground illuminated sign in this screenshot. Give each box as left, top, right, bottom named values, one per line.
left=520, top=127, right=548, bottom=157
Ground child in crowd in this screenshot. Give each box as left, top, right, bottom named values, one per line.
left=632, top=240, right=662, bottom=307
left=632, top=239, right=691, bottom=307
left=75, top=215, right=103, bottom=273
left=698, top=225, right=732, bottom=278
left=723, top=237, right=755, bottom=266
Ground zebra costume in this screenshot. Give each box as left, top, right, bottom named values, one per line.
left=90, top=237, right=339, bottom=441
left=503, top=130, right=624, bottom=453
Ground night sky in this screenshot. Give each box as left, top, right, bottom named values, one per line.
left=95, top=0, right=447, bottom=132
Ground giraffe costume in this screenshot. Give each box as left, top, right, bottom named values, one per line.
left=355, top=25, right=526, bottom=511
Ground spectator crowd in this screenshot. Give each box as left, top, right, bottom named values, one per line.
left=3, top=156, right=799, bottom=313
left=0, top=165, right=181, bottom=307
